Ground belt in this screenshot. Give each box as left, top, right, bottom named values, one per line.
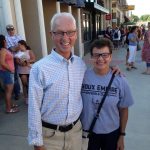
left=42, top=118, right=79, bottom=132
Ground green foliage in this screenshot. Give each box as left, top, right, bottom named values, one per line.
left=140, top=14, right=150, bottom=21
left=131, top=14, right=139, bottom=23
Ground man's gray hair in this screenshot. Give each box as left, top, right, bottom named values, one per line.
left=50, top=12, right=76, bottom=31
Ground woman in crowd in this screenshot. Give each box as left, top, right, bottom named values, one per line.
left=127, top=26, right=138, bottom=71
left=15, top=40, right=35, bottom=104
left=81, top=38, right=134, bottom=150
left=0, top=35, right=19, bottom=113
left=142, top=22, right=150, bottom=75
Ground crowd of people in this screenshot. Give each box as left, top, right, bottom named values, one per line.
left=104, top=23, right=150, bottom=74
left=0, top=24, right=35, bottom=113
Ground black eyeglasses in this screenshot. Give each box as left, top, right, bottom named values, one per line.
left=7, top=28, right=14, bottom=31
left=52, top=30, right=76, bottom=37
left=92, top=53, right=111, bottom=59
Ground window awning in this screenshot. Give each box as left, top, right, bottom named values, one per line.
left=85, top=2, right=109, bottom=14
left=76, top=0, right=85, bottom=8
left=58, top=0, right=85, bottom=7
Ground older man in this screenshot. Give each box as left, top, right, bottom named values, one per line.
left=5, top=24, right=23, bottom=99
left=28, top=13, right=86, bottom=150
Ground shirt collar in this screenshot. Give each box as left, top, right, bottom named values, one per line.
left=51, top=49, right=75, bottom=63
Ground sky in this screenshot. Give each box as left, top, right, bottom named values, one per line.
left=127, top=0, right=150, bottom=17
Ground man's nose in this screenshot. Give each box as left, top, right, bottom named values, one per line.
left=62, top=32, right=69, bottom=38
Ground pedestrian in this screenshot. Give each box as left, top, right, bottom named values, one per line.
left=141, top=25, right=146, bottom=40
left=15, top=40, right=36, bottom=104
left=104, top=26, right=112, bottom=40
left=0, top=34, right=19, bottom=113
left=142, top=22, right=150, bottom=75
left=81, top=38, right=134, bottom=150
left=28, top=12, right=120, bottom=150
left=112, top=26, right=121, bottom=50
left=5, top=24, right=23, bottom=100
left=126, top=26, right=138, bottom=71
left=120, top=27, right=126, bottom=47
left=125, top=27, right=131, bottom=65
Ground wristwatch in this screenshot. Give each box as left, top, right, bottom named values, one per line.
left=119, top=132, right=126, bottom=136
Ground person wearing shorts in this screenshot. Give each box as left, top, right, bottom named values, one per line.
left=0, top=34, right=19, bottom=113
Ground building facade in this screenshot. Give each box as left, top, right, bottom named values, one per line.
left=112, top=0, right=129, bottom=27
left=0, top=0, right=129, bottom=59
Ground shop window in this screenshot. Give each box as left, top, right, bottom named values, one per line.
left=96, top=15, right=101, bottom=36
left=82, top=12, right=92, bottom=42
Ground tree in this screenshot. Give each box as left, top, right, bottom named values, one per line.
left=140, top=14, right=150, bottom=21
left=131, top=14, right=139, bottom=23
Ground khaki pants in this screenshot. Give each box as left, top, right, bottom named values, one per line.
left=82, top=138, right=89, bottom=150
left=43, top=120, right=82, bottom=150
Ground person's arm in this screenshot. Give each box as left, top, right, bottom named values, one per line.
left=117, top=76, right=134, bottom=150
left=118, top=30, right=121, bottom=39
left=147, top=33, right=150, bottom=45
left=0, top=49, right=12, bottom=72
left=28, top=50, right=36, bottom=64
left=105, top=34, right=110, bottom=38
left=117, top=108, right=128, bottom=150
left=28, top=65, right=44, bottom=147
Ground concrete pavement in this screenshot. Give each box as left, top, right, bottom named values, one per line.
left=0, top=44, right=150, bottom=150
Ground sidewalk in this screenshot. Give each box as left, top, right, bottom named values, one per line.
left=0, top=44, right=150, bottom=150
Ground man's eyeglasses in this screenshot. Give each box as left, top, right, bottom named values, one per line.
left=7, top=29, right=14, bottom=31
left=92, top=53, right=111, bottom=59
left=52, top=31, right=76, bottom=37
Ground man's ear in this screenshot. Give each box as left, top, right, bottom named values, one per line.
left=49, top=31, right=54, bottom=39
left=49, top=31, right=52, bottom=36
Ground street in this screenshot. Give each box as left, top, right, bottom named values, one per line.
left=0, top=44, right=150, bottom=150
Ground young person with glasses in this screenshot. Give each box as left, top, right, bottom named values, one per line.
left=81, top=38, right=134, bottom=150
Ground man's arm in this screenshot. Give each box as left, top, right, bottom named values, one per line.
left=28, top=65, right=44, bottom=147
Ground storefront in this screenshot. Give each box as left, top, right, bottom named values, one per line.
left=83, top=0, right=109, bottom=54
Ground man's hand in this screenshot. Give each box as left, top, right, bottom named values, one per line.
left=110, top=65, right=122, bottom=75
left=34, top=145, right=45, bottom=150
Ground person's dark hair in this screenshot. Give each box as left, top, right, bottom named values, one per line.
left=18, top=40, right=31, bottom=50
left=90, top=38, right=114, bottom=56
left=0, top=34, right=6, bottom=49
left=130, top=26, right=137, bottom=33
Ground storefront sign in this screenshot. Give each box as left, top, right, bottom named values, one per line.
left=121, top=5, right=135, bottom=11
left=112, top=19, right=117, bottom=22
left=106, top=14, right=111, bottom=20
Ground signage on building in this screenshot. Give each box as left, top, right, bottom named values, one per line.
left=106, top=14, right=111, bottom=20
left=112, top=19, right=117, bottom=22
left=128, top=5, right=135, bottom=10
left=121, top=5, right=135, bottom=11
